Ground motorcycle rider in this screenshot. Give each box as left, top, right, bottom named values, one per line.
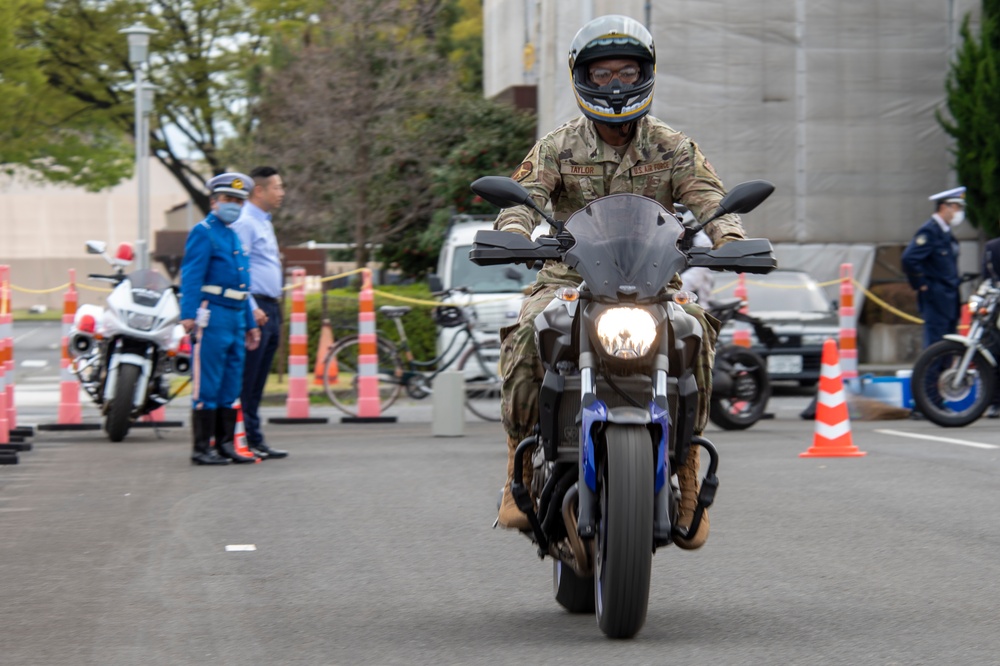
left=494, top=14, right=746, bottom=549
left=180, top=173, right=261, bottom=465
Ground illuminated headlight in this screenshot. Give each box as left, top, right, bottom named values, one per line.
left=125, top=312, right=156, bottom=331
left=967, top=295, right=983, bottom=313
left=595, top=307, right=658, bottom=359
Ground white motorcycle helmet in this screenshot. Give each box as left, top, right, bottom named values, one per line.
left=568, top=15, right=656, bottom=127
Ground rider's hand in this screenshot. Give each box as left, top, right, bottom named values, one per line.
left=181, top=319, right=195, bottom=334
left=253, top=307, right=268, bottom=326
left=246, top=328, right=261, bottom=351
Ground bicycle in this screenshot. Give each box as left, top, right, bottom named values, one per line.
left=321, top=289, right=503, bottom=421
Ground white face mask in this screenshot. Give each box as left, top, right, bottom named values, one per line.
left=949, top=209, right=965, bottom=228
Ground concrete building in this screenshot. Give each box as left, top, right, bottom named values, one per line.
left=0, top=159, right=190, bottom=310
left=483, top=0, right=985, bottom=293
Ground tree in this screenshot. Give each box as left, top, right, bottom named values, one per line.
left=250, top=0, right=534, bottom=271
left=1, top=0, right=307, bottom=210
left=940, top=1, right=1000, bottom=237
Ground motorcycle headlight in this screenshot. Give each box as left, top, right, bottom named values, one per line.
left=595, top=307, right=658, bottom=359
left=125, top=311, right=156, bottom=331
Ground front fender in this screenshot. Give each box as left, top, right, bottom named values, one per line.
left=941, top=335, right=998, bottom=367
left=103, top=352, right=152, bottom=404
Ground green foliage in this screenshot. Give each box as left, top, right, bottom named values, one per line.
left=939, top=6, right=1000, bottom=237
left=0, top=0, right=304, bottom=207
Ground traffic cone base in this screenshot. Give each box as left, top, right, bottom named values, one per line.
left=800, top=339, right=866, bottom=458
left=232, top=400, right=261, bottom=463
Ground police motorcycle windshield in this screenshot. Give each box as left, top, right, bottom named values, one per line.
left=564, top=193, right=685, bottom=302
left=124, top=269, right=172, bottom=305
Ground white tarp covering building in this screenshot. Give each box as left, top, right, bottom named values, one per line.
left=483, top=0, right=984, bottom=300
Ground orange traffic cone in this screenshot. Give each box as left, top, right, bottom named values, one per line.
left=957, top=302, right=973, bottom=336
left=232, top=399, right=261, bottom=463
left=313, top=319, right=337, bottom=385
left=800, top=339, right=866, bottom=458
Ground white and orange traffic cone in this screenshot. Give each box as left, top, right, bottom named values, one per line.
left=732, top=273, right=752, bottom=347
left=232, top=399, right=260, bottom=463
left=800, top=339, right=866, bottom=458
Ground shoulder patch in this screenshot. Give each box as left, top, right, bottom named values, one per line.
left=915, top=234, right=927, bottom=246
left=512, top=161, right=533, bottom=182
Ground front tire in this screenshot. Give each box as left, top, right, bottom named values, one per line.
left=709, top=345, right=771, bottom=430
left=595, top=424, right=654, bottom=639
left=106, top=363, right=140, bottom=442
left=912, top=340, right=996, bottom=427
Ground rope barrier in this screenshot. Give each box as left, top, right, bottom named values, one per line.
left=10, top=283, right=71, bottom=294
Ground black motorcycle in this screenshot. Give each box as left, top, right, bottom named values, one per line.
left=470, top=176, right=775, bottom=638
left=911, top=279, right=1000, bottom=426
left=706, top=299, right=777, bottom=430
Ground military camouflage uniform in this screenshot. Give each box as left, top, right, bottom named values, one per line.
left=496, top=115, right=745, bottom=442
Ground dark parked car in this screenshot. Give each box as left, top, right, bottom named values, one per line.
left=711, top=270, right=839, bottom=386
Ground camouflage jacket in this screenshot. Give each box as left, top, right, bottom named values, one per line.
left=495, top=115, right=745, bottom=285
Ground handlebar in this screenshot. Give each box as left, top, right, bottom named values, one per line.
left=88, top=273, right=125, bottom=283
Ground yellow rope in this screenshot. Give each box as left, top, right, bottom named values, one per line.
left=10, top=283, right=70, bottom=294
left=852, top=279, right=924, bottom=325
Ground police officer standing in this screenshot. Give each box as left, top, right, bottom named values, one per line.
left=180, top=173, right=261, bottom=465
left=902, top=187, right=965, bottom=349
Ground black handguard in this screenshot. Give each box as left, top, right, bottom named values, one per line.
left=469, top=230, right=563, bottom=267
left=687, top=238, right=777, bottom=274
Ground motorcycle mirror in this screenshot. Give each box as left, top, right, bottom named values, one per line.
left=86, top=240, right=107, bottom=255
left=471, top=176, right=565, bottom=234
left=701, top=180, right=776, bottom=228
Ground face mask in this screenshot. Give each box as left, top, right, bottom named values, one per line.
left=216, top=202, right=242, bottom=225
left=949, top=210, right=965, bottom=228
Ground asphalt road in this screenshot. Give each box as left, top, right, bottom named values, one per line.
left=2, top=403, right=999, bottom=665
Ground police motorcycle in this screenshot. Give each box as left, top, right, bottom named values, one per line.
left=68, top=241, right=189, bottom=442
left=911, top=279, right=1000, bottom=427
left=705, top=299, right=777, bottom=430
left=469, top=176, right=776, bottom=638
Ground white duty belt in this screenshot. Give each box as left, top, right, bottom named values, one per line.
left=201, top=285, right=249, bottom=301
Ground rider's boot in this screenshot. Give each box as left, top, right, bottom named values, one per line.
left=497, top=435, right=533, bottom=530
left=675, top=444, right=709, bottom=550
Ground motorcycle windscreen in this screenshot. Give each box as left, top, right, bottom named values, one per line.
left=563, top=193, right=687, bottom=301
left=126, top=269, right=173, bottom=306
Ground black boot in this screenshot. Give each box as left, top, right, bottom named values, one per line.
left=216, top=407, right=257, bottom=463
left=249, top=441, right=288, bottom=459
left=191, top=410, right=229, bottom=466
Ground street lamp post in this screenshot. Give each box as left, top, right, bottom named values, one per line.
left=120, top=23, right=158, bottom=271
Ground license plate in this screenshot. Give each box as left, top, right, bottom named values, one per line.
left=767, top=355, right=803, bottom=374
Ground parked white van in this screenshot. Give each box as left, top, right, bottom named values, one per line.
left=429, top=215, right=541, bottom=363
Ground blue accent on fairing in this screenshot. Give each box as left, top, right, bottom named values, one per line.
left=581, top=398, right=608, bottom=491
left=650, top=400, right=670, bottom=493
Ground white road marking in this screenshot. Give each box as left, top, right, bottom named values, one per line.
left=225, top=544, right=257, bottom=552
left=20, top=360, right=48, bottom=368
left=13, top=327, right=45, bottom=344
left=875, top=429, right=999, bottom=450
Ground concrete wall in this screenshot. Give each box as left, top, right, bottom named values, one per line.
left=0, top=160, right=191, bottom=310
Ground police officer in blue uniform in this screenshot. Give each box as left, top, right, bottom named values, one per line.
left=180, top=173, right=261, bottom=465
left=902, top=186, right=965, bottom=349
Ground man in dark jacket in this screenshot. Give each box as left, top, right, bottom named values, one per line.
left=902, top=187, right=965, bottom=349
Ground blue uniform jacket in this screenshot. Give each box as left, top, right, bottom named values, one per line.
left=179, top=213, right=257, bottom=330
left=901, top=218, right=960, bottom=293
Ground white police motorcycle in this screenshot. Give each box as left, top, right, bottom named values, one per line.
left=68, top=241, right=189, bottom=441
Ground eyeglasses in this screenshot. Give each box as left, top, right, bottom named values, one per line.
left=589, top=66, right=641, bottom=86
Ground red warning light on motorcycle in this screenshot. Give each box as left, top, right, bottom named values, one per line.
left=115, top=242, right=135, bottom=263
left=78, top=314, right=96, bottom=333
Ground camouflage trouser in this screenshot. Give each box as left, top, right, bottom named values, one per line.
left=499, top=282, right=719, bottom=442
